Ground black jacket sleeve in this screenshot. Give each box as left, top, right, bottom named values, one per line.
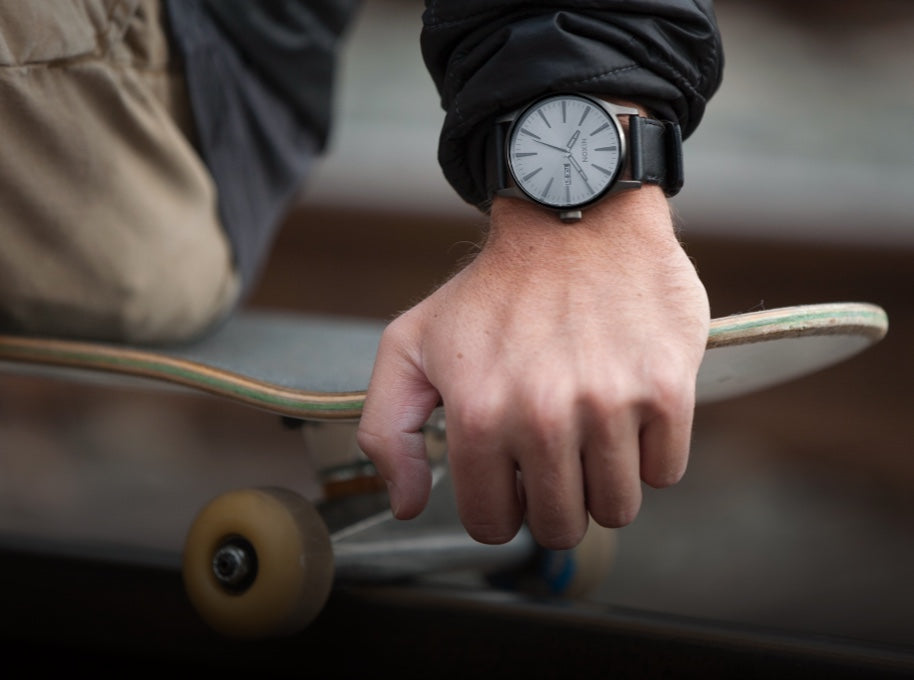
left=421, top=0, right=724, bottom=208
left=202, top=0, right=360, bottom=150
left=165, top=0, right=361, bottom=288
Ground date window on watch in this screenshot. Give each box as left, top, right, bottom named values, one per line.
left=563, top=163, right=572, bottom=186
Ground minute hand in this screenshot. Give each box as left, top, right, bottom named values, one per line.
left=532, top=139, right=573, bottom=154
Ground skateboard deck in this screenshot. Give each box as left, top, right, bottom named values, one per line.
left=0, top=301, right=890, bottom=638
left=0, top=302, right=889, bottom=420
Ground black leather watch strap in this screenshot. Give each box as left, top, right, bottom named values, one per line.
left=484, top=118, right=512, bottom=209
left=629, top=117, right=684, bottom=197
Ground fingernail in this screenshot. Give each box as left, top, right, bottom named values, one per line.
left=385, top=479, right=400, bottom=517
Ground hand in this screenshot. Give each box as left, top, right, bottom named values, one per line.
left=357, top=187, right=710, bottom=549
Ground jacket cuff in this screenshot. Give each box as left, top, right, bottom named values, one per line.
left=421, top=1, right=724, bottom=209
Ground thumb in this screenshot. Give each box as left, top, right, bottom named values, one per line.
left=356, top=323, right=441, bottom=519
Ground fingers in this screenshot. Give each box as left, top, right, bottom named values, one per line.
left=356, top=321, right=441, bottom=520
left=358, top=317, right=698, bottom=551
left=496, top=393, right=588, bottom=548
left=580, top=375, right=695, bottom=531
left=445, top=387, right=584, bottom=548
left=639, top=377, right=696, bottom=490
left=449, top=370, right=695, bottom=550
left=446, top=427, right=526, bottom=546
left=582, top=410, right=644, bottom=529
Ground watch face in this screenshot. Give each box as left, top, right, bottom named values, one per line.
left=506, top=94, right=624, bottom=210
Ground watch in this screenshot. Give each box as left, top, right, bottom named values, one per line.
left=486, top=93, right=684, bottom=222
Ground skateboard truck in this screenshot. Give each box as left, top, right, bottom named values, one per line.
left=301, top=407, right=448, bottom=502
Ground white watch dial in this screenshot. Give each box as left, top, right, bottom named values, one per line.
left=507, top=94, right=623, bottom=209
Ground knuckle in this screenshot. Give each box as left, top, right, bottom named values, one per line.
left=355, top=425, right=388, bottom=458
left=448, top=391, right=506, bottom=446
left=519, top=379, right=575, bottom=445
left=576, top=382, right=621, bottom=421
left=376, top=316, right=412, bottom=355
left=645, top=362, right=695, bottom=417
left=524, top=406, right=569, bottom=449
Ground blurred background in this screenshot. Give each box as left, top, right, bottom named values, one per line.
left=1, top=0, right=912, bottom=658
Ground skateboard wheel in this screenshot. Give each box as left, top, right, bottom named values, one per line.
left=489, top=522, right=616, bottom=599
left=182, top=487, right=333, bottom=638
left=540, top=522, right=617, bottom=599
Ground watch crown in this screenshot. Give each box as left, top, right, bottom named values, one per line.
left=559, top=210, right=583, bottom=222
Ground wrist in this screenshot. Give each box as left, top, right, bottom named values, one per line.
left=482, top=187, right=680, bottom=280
left=488, top=185, right=673, bottom=243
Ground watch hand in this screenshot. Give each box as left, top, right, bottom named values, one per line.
left=567, top=153, right=594, bottom=194
left=567, top=153, right=589, bottom=182
left=532, top=139, right=572, bottom=154
left=565, top=130, right=581, bottom=151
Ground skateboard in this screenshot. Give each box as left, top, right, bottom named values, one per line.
left=0, top=301, right=889, bottom=638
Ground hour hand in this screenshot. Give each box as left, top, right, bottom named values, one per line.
left=567, top=153, right=589, bottom=182
left=567, top=153, right=593, bottom=192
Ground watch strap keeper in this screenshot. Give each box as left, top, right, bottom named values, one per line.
left=630, top=117, right=683, bottom=197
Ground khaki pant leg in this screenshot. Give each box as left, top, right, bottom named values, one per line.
left=0, top=0, right=239, bottom=344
